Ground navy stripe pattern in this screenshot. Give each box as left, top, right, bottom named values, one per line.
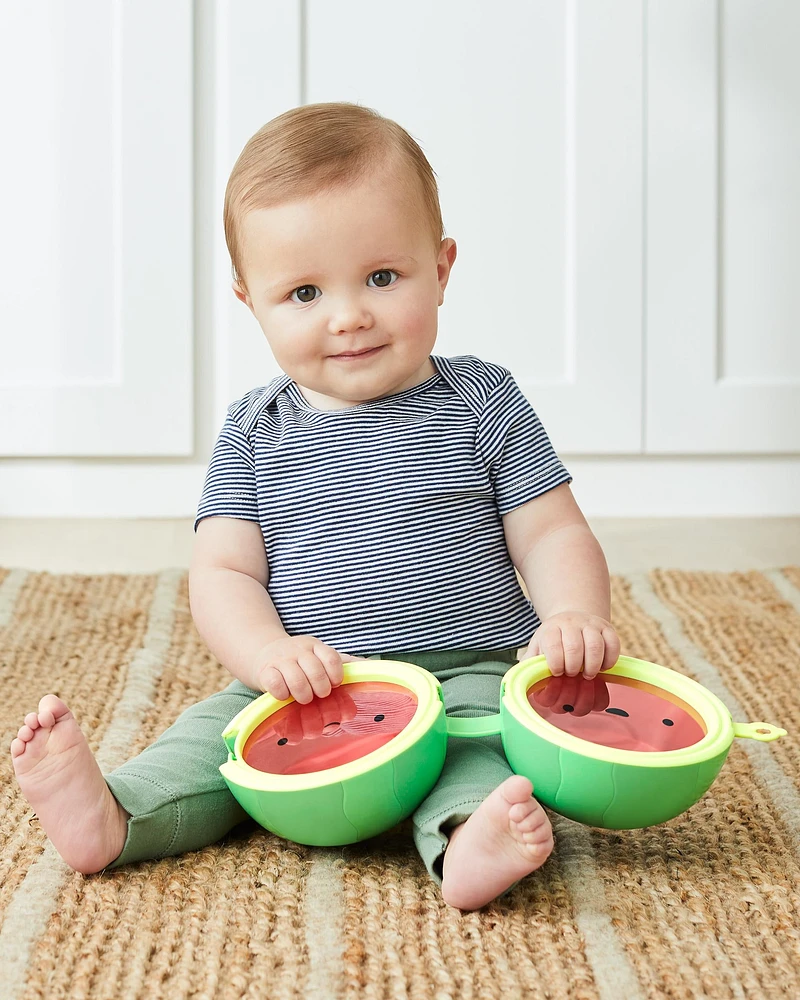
left=195, top=355, right=572, bottom=654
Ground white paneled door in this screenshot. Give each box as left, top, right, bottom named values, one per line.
left=646, top=0, right=800, bottom=452
left=0, top=0, right=193, bottom=456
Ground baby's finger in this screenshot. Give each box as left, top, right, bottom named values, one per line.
left=312, top=643, right=345, bottom=686
left=540, top=628, right=565, bottom=676
left=581, top=626, right=606, bottom=679
left=272, top=661, right=314, bottom=704
left=295, top=653, right=333, bottom=701
left=260, top=665, right=291, bottom=702
left=600, top=628, right=621, bottom=671
left=560, top=627, right=585, bottom=677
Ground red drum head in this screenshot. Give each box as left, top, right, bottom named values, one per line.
left=527, top=674, right=706, bottom=752
left=242, top=681, right=418, bottom=775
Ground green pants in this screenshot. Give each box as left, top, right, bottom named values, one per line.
left=104, top=647, right=521, bottom=891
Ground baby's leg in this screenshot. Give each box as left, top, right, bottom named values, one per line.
left=411, top=669, right=554, bottom=911
left=11, top=680, right=259, bottom=874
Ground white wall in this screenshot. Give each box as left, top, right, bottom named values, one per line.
left=1, top=0, right=799, bottom=518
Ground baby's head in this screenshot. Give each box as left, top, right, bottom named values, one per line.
left=224, top=102, right=457, bottom=410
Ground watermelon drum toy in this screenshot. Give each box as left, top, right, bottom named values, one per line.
left=219, top=655, right=787, bottom=845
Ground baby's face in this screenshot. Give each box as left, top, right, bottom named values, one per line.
left=234, top=167, right=456, bottom=409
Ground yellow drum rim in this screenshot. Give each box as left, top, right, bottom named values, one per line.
left=503, top=654, right=733, bottom=767
left=220, top=660, right=443, bottom=792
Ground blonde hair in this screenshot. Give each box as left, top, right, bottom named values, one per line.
left=224, top=102, right=444, bottom=293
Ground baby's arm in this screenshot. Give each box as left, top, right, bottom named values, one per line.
left=189, top=517, right=288, bottom=690
left=189, top=517, right=357, bottom=702
left=504, top=483, right=620, bottom=678
left=504, top=483, right=610, bottom=622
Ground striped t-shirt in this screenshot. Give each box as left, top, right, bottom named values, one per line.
left=194, top=354, right=572, bottom=654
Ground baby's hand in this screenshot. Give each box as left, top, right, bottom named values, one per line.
left=516, top=612, right=620, bottom=680
left=255, top=635, right=366, bottom=704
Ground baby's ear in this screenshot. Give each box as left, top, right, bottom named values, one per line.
left=232, top=280, right=254, bottom=311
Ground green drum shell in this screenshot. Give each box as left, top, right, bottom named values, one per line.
left=499, top=655, right=737, bottom=829
left=219, top=663, right=448, bottom=846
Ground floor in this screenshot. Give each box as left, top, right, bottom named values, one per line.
left=1, top=518, right=799, bottom=574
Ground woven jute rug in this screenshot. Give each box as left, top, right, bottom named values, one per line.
left=1, top=567, right=799, bottom=1000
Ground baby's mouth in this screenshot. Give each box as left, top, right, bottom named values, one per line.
left=330, top=346, right=385, bottom=360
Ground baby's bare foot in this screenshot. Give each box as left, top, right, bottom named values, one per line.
left=10, top=695, right=130, bottom=874
left=440, top=775, right=553, bottom=911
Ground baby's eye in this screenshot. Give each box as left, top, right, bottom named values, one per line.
left=367, top=269, right=398, bottom=288
left=290, top=285, right=320, bottom=304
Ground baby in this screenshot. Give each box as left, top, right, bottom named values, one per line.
left=11, top=102, right=620, bottom=912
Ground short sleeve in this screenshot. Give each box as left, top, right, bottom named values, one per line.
left=477, top=374, right=572, bottom=516
left=193, top=412, right=260, bottom=532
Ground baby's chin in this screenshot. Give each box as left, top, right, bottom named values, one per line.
left=291, top=350, right=435, bottom=405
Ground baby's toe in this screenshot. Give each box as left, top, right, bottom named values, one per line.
left=515, top=803, right=547, bottom=828
left=508, top=801, right=532, bottom=823
left=38, top=695, right=69, bottom=727
left=501, top=775, right=535, bottom=804
left=24, top=712, right=40, bottom=730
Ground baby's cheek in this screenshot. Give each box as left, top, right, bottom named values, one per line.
left=394, top=296, right=437, bottom=343
left=264, top=324, right=312, bottom=370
